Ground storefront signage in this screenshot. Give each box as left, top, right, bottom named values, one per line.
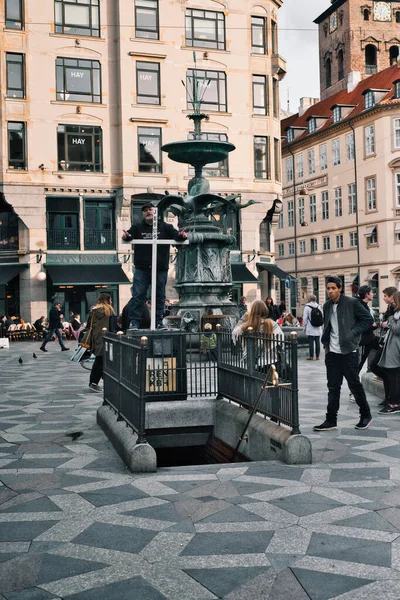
left=282, top=174, right=328, bottom=198
left=46, top=254, right=120, bottom=264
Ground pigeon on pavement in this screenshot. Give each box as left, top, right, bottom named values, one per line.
left=33, top=353, right=37, bottom=359
left=18, top=357, right=23, bottom=364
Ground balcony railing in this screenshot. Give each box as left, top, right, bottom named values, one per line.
left=84, top=229, right=115, bottom=250
left=0, top=227, right=19, bottom=251
left=47, top=229, right=79, bottom=250
left=365, top=65, right=377, bottom=74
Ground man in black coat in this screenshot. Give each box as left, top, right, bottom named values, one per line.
left=122, top=203, right=187, bottom=329
left=314, top=276, right=373, bottom=432
left=40, top=302, right=69, bottom=352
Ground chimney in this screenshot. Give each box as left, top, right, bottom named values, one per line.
left=347, top=71, right=361, bottom=93
left=298, top=97, right=319, bottom=117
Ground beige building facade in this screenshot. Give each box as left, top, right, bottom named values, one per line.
left=0, top=0, right=286, bottom=323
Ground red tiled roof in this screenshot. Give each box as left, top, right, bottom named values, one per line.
left=281, top=64, right=400, bottom=146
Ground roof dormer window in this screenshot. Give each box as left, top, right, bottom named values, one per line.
left=364, top=90, right=375, bottom=109
left=332, top=106, right=341, bottom=123
left=287, top=128, right=294, bottom=143
left=394, top=80, right=400, bottom=100
left=309, top=118, right=316, bottom=133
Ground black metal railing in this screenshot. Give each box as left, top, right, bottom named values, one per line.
left=47, top=229, right=79, bottom=250
left=84, top=229, right=115, bottom=250
left=102, top=329, right=299, bottom=446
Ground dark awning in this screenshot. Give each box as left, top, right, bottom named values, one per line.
left=231, top=263, right=259, bottom=284
left=256, top=262, right=293, bottom=280
left=45, top=264, right=130, bottom=285
left=0, top=264, right=28, bottom=285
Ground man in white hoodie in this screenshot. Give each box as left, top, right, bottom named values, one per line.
left=303, top=294, right=323, bottom=360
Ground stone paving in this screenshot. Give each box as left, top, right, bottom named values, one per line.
left=1, top=342, right=400, bottom=599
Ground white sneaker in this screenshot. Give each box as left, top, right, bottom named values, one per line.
left=349, top=393, right=356, bottom=403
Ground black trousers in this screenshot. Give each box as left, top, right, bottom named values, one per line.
left=383, top=367, right=400, bottom=405
left=369, top=347, right=391, bottom=402
left=90, top=355, right=103, bottom=385
left=325, top=351, right=371, bottom=424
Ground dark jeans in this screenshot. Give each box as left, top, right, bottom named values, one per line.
left=325, top=351, right=371, bottom=424
left=42, top=327, right=65, bottom=349
left=128, top=268, right=168, bottom=328
left=90, top=355, right=103, bottom=385
left=369, top=347, right=391, bottom=402
left=383, top=367, right=400, bottom=405
left=308, top=335, right=320, bottom=358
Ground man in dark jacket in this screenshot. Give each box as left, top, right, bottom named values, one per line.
left=40, top=302, right=69, bottom=352
left=122, top=203, right=187, bottom=329
left=314, top=276, right=373, bottom=432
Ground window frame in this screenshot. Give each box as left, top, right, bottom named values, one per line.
left=319, top=144, right=328, bottom=171
left=288, top=241, right=295, bottom=256
left=135, top=0, right=159, bottom=40
left=299, top=239, right=306, bottom=254
left=308, top=118, right=316, bottom=134
left=252, top=74, right=268, bottom=116
left=395, top=81, right=400, bottom=99
left=309, top=194, right=317, bottom=223
left=136, top=60, right=161, bottom=105
left=310, top=238, right=318, bottom=254
left=5, top=0, right=23, bottom=30
left=6, top=53, right=25, bottom=99
left=308, top=148, right=315, bottom=175
left=138, top=126, right=162, bottom=174
left=298, top=197, right=305, bottom=224
left=185, top=8, right=226, bottom=51
left=285, top=156, right=293, bottom=183
left=274, top=138, right=281, bottom=182
left=332, top=138, right=341, bottom=166
left=186, top=68, right=227, bottom=113
left=56, top=57, right=102, bottom=103
left=297, top=153, right=304, bottom=179
left=332, top=106, right=341, bottom=123
left=394, top=117, right=400, bottom=149
left=54, top=0, right=100, bottom=38
left=277, top=243, right=284, bottom=258
left=349, top=231, right=358, bottom=248
left=396, top=172, right=400, bottom=208
left=346, top=132, right=355, bottom=161
left=334, top=187, right=343, bottom=217
left=364, top=124, right=375, bottom=156
left=322, top=190, right=329, bottom=220
left=367, top=227, right=378, bottom=246
left=7, top=121, right=26, bottom=170
left=336, top=233, right=344, bottom=249
left=323, top=236, right=330, bottom=251
left=287, top=201, right=294, bottom=228
left=251, top=15, right=267, bottom=54
left=364, top=90, right=375, bottom=109
left=254, top=136, right=271, bottom=180
left=348, top=182, right=356, bottom=214
left=366, top=176, right=377, bottom=211
left=57, top=124, right=103, bottom=172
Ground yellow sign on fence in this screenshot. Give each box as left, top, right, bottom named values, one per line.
left=146, top=357, right=177, bottom=392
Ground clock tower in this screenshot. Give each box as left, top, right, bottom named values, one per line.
left=315, top=0, right=400, bottom=100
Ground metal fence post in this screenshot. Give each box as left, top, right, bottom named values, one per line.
left=116, top=331, right=124, bottom=419
left=137, top=336, right=148, bottom=444
left=216, top=324, right=224, bottom=399
left=290, top=331, right=301, bottom=435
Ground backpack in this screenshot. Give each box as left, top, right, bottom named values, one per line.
left=307, top=304, right=323, bottom=327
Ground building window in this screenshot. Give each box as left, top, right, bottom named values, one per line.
left=185, top=9, right=225, bottom=50
left=309, top=118, right=316, bottom=134
left=394, top=118, right=400, bottom=148
left=364, top=90, right=375, bottom=109
left=365, top=124, right=375, bottom=156
left=186, top=69, right=227, bottom=112
left=310, top=238, right=318, bottom=253
left=287, top=201, right=294, bottom=227
left=138, top=127, right=162, bottom=173
left=323, top=236, right=330, bottom=251
left=188, top=132, right=228, bottom=177
left=287, top=128, right=294, bottom=143
left=365, top=45, right=377, bottom=74
left=272, top=79, right=279, bottom=119
left=6, top=53, right=25, bottom=99
left=274, top=138, right=281, bottom=181
left=366, top=177, right=376, bottom=211
left=336, top=233, right=343, bottom=249
left=396, top=11, right=400, bottom=22
left=278, top=211, right=283, bottom=229
left=288, top=241, right=295, bottom=256
left=325, top=57, right=332, bottom=88
left=319, top=144, right=327, bottom=171
left=309, top=194, right=317, bottom=223
left=367, top=226, right=378, bottom=245
left=271, top=20, right=277, bottom=53
left=136, top=61, right=160, bottom=105
left=55, top=0, right=100, bottom=37
left=332, top=106, right=341, bottom=123
left=299, top=239, right=306, bottom=254
left=57, top=124, right=103, bottom=172
left=395, top=82, right=400, bottom=99
left=5, top=0, right=23, bottom=29
left=363, top=8, right=370, bottom=20
left=348, top=183, right=356, bottom=214
left=389, top=46, right=399, bottom=66
left=332, top=138, right=341, bottom=166
left=47, top=203, right=80, bottom=251
left=84, top=200, right=115, bottom=250
left=396, top=173, right=400, bottom=207
left=135, top=0, right=159, bottom=40
left=278, top=243, right=284, bottom=258
left=252, top=75, right=268, bottom=115
left=254, top=136, right=270, bottom=179
left=334, top=187, right=342, bottom=217
left=322, top=190, right=329, bottom=220
left=350, top=231, right=358, bottom=247
left=297, top=153, right=304, bottom=179
left=338, top=50, right=344, bottom=80
left=7, top=122, right=26, bottom=170
left=346, top=132, right=354, bottom=161
left=308, top=148, right=315, bottom=175
left=56, top=57, right=101, bottom=103
left=298, top=197, right=305, bottom=224
left=285, top=156, right=293, bottom=183
left=251, top=16, right=266, bottom=54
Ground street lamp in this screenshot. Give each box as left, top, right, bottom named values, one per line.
left=282, top=136, right=298, bottom=316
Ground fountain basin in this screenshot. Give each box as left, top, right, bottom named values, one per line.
left=161, top=140, right=235, bottom=167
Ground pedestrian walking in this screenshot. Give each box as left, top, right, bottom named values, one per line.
left=377, top=291, right=400, bottom=415
left=40, top=302, right=69, bottom=352
left=201, top=322, right=218, bottom=361
left=303, top=294, right=323, bottom=360
left=88, top=293, right=115, bottom=393
left=122, top=203, right=187, bottom=330
left=238, top=296, right=248, bottom=318
left=313, top=276, right=373, bottom=431
left=264, top=297, right=280, bottom=321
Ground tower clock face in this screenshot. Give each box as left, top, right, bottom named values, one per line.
left=373, top=1, right=392, bottom=21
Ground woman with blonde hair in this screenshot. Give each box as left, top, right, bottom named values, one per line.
left=88, top=293, right=115, bottom=393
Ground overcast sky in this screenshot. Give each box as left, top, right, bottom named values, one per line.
left=279, top=0, right=329, bottom=113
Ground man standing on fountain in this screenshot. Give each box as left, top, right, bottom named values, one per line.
left=122, top=202, right=187, bottom=330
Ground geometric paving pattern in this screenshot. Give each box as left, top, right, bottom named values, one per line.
left=1, top=343, right=400, bottom=599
